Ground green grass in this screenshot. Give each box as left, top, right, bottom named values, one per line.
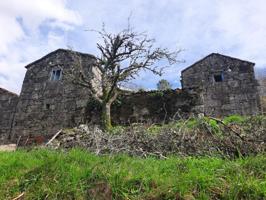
left=0, top=149, right=265, bottom=199
left=223, top=115, right=246, bottom=125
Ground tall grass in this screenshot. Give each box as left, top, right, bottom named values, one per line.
left=0, top=149, right=265, bottom=199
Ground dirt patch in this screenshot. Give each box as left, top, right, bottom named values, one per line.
left=87, top=181, right=112, bottom=200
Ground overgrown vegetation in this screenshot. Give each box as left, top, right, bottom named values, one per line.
left=0, top=149, right=265, bottom=200
left=48, top=115, right=266, bottom=158
left=1, top=115, right=265, bottom=199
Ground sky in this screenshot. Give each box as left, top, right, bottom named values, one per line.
left=0, top=0, right=266, bottom=93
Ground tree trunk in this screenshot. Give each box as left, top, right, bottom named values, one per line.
left=101, top=102, right=112, bottom=131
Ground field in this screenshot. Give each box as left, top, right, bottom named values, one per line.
left=0, top=149, right=265, bottom=200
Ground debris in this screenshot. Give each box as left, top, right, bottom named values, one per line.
left=0, top=144, right=16, bottom=152
left=45, top=129, right=62, bottom=146
left=46, top=117, right=266, bottom=158
left=12, top=192, right=25, bottom=200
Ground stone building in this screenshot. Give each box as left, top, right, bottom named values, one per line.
left=10, top=49, right=100, bottom=141
left=0, top=50, right=261, bottom=144
left=181, top=53, right=260, bottom=116
left=0, top=88, right=19, bottom=143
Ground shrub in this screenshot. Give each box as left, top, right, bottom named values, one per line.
left=223, top=115, right=246, bottom=125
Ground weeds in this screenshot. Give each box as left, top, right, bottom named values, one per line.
left=46, top=115, right=266, bottom=158
left=223, top=115, right=246, bottom=125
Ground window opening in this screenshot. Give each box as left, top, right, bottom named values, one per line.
left=46, top=104, right=50, bottom=110
left=50, top=69, right=62, bottom=81
left=213, top=73, right=224, bottom=82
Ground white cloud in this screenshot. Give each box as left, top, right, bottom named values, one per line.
left=70, top=0, right=266, bottom=88
left=0, top=15, right=24, bottom=54
left=0, top=0, right=81, bottom=93
left=1, top=0, right=266, bottom=92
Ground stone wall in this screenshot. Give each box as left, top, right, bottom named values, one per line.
left=181, top=53, right=260, bottom=117
left=257, top=78, right=266, bottom=114
left=85, top=89, right=198, bottom=125
left=11, top=49, right=98, bottom=141
left=0, top=88, right=19, bottom=143
left=0, top=50, right=262, bottom=144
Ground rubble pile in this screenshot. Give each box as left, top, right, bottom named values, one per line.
left=47, top=117, right=266, bottom=158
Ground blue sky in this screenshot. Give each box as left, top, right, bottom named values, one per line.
left=0, top=0, right=266, bottom=93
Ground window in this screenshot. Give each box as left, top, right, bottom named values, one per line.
left=46, top=104, right=50, bottom=110
left=213, top=73, right=224, bottom=82
left=50, top=69, right=62, bottom=81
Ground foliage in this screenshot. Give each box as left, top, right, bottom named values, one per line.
left=109, top=125, right=126, bottom=135
left=157, top=79, right=171, bottom=91
left=223, top=115, right=246, bottom=125
left=185, top=118, right=200, bottom=129
left=0, top=149, right=265, bottom=199
left=149, top=90, right=164, bottom=97
left=86, top=97, right=102, bottom=111
left=147, top=124, right=162, bottom=134
left=137, top=88, right=146, bottom=92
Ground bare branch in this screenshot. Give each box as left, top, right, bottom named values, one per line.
left=68, top=22, right=182, bottom=129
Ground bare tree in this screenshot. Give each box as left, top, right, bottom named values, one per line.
left=67, top=25, right=181, bottom=130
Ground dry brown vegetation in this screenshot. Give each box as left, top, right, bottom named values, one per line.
left=48, top=115, right=266, bottom=158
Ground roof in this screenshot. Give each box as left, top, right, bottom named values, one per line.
left=0, top=87, right=18, bottom=96
left=25, top=49, right=96, bottom=69
left=181, top=53, right=255, bottom=74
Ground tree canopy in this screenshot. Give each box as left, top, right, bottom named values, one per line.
left=157, top=79, right=172, bottom=91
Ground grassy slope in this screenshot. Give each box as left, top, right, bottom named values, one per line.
left=0, top=149, right=265, bottom=200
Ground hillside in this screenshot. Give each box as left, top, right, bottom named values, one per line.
left=0, top=149, right=265, bottom=200
left=0, top=115, right=265, bottom=199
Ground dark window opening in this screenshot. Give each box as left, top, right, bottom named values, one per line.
left=50, top=69, right=62, bottom=81
left=46, top=104, right=50, bottom=110
left=214, top=73, right=224, bottom=82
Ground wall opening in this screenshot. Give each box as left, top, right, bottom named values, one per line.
left=50, top=69, right=62, bottom=81
left=46, top=104, right=50, bottom=110
left=213, top=73, right=224, bottom=82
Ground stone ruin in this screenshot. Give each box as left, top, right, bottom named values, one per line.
left=181, top=53, right=260, bottom=117
left=0, top=88, right=19, bottom=142
left=0, top=49, right=261, bottom=144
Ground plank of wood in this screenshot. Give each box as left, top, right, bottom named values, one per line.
left=12, top=192, right=25, bottom=200
left=46, top=129, right=62, bottom=146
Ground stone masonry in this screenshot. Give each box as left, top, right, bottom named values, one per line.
left=0, top=88, right=19, bottom=143
left=85, top=89, right=198, bottom=125
left=111, top=89, right=197, bottom=124
left=0, top=50, right=261, bottom=144
left=10, top=49, right=99, bottom=141
left=181, top=53, right=260, bottom=116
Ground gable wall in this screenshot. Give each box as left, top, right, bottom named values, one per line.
left=181, top=54, right=260, bottom=116
left=11, top=50, right=98, bottom=141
